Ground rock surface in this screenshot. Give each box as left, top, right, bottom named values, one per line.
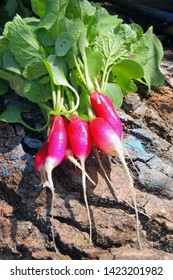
left=0, top=51, right=173, bottom=260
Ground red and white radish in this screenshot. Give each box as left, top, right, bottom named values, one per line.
left=90, top=92, right=123, bottom=140
left=67, top=115, right=93, bottom=241
left=63, top=116, right=95, bottom=185
left=43, top=115, right=67, bottom=252
left=45, top=116, right=67, bottom=175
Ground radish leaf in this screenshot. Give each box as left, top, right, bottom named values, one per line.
left=55, top=32, right=74, bottom=57
left=23, top=80, right=51, bottom=103
left=10, top=75, right=25, bottom=97
left=3, top=51, right=22, bottom=75
left=0, top=0, right=165, bottom=126
left=112, top=59, right=144, bottom=93
left=143, top=27, right=165, bottom=90
left=23, top=61, right=47, bottom=80
left=87, top=51, right=103, bottom=83
left=80, top=0, right=96, bottom=24
left=94, top=31, right=126, bottom=67
left=0, top=79, right=9, bottom=95
left=129, top=36, right=149, bottom=66
left=95, top=5, right=122, bottom=35
left=31, top=0, right=46, bottom=18
left=7, top=15, right=43, bottom=68
left=0, top=107, right=30, bottom=123
left=65, top=0, right=81, bottom=19
left=37, top=0, right=70, bottom=30
left=46, top=55, right=69, bottom=86
left=105, top=83, right=123, bottom=108
left=0, top=106, right=47, bottom=131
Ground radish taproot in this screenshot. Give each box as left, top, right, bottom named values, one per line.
left=44, top=115, right=67, bottom=253
left=67, top=115, right=93, bottom=241
left=94, top=147, right=114, bottom=190
left=90, top=117, right=142, bottom=249
left=90, top=92, right=123, bottom=140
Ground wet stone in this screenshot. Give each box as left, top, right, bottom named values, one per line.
left=133, top=103, right=148, bottom=118
left=147, top=156, right=173, bottom=178
left=10, top=144, right=25, bottom=160
left=136, top=161, right=173, bottom=199
left=123, top=135, right=154, bottom=162
left=11, top=144, right=34, bottom=173
left=126, top=128, right=154, bottom=141
left=122, top=93, right=142, bottom=112
left=23, top=136, right=43, bottom=150
left=0, top=123, right=23, bottom=153
left=0, top=163, right=9, bottom=177
left=0, top=144, right=34, bottom=179
left=15, top=124, right=25, bottom=138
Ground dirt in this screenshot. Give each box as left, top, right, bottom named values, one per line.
left=0, top=50, right=173, bottom=260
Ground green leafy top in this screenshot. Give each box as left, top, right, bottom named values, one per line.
left=0, top=0, right=165, bottom=128
left=7, top=15, right=44, bottom=68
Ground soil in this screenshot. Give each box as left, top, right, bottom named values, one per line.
left=0, top=49, right=173, bottom=260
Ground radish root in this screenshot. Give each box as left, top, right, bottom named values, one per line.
left=68, top=155, right=96, bottom=186
left=95, top=147, right=114, bottom=188
left=123, top=147, right=139, bottom=176
left=117, top=153, right=142, bottom=250
left=44, top=169, right=59, bottom=254
left=95, top=146, right=142, bottom=249
left=80, top=158, right=92, bottom=242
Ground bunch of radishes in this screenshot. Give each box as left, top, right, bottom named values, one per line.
left=34, top=91, right=141, bottom=251
left=0, top=0, right=165, bottom=254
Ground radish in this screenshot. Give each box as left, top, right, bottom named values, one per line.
left=44, top=115, right=67, bottom=192
left=44, top=115, right=67, bottom=253
left=90, top=92, right=123, bottom=140
left=90, top=118, right=123, bottom=156
left=45, top=116, right=67, bottom=173
left=63, top=116, right=95, bottom=185
left=67, top=115, right=93, bottom=241
left=90, top=117, right=142, bottom=249
left=34, top=141, right=48, bottom=184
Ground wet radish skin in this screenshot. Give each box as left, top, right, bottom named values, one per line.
left=67, top=115, right=92, bottom=160
left=90, top=117, right=123, bottom=157
left=90, top=92, right=123, bottom=140
left=45, top=116, right=67, bottom=170
left=34, top=141, right=48, bottom=172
